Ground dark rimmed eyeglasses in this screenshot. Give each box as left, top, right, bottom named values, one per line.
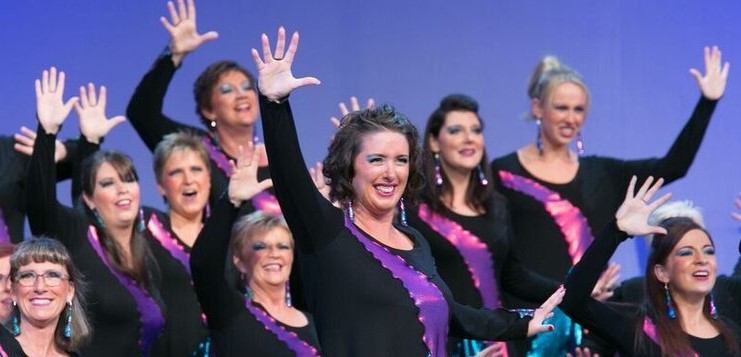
left=13, top=271, right=70, bottom=287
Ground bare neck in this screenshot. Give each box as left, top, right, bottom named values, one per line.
left=17, top=320, right=66, bottom=357
left=674, top=294, right=718, bottom=338
left=106, top=225, right=134, bottom=268
left=440, top=166, right=479, bottom=216
left=214, top=125, right=254, bottom=159
left=168, top=210, right=203, bottom=248
left=353, top=205, right=412, bottom=250
left=250, top=282, right=288, bottom=311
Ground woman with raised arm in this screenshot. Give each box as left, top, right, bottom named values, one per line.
left=254, top=27, right=565, bottom=357
left=191, top=143, right=321, bottom=356
left=561, top=176, right=741, bottom=356
left=490, top=47, right=729, bottom=355
left=26, top=68, right=205, bottom=356
left=126, top=0, right=279, bottom=216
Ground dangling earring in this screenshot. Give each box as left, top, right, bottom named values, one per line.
left=285, top=284, right=292, bottom=307
left=664, top=283, right=677, bottom=319
left=576, top=131, right=585, bottom=156
left=204, top=203, right=211, bottom=220
left=244, top=285, right=254, bottom=300
left=433, top=153, right=443, bottom=186
left=209, top=120, right=217, bottom=129
left=136, top=209, right=146, bottom=232
left=476, top=164, right=489, bottom=186
left=346, top=201, right=354, bottom=222
left=535, top=119, right=543, bottom=155
left=63, top=302, right=73, bottom=340
left=11, top=301, right=19, bottom=336
left=399, top=198, right=408, bottom=226
left=709, top=293, right=718, bottom=319
left=92, top=209, right=105, bottom=228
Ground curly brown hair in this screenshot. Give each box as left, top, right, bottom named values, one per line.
left=322, top=104, right=424, bottom=205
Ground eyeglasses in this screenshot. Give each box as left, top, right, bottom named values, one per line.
left=13, top=271, right=70, bottom=287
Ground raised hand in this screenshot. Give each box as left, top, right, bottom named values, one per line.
left=732, top=193, right=741, bottom=223
left=251, top=27, right=320, bottom=102
left=590, top=262, right=621, bottom=302
left=330, top=96, right=375, bottom=128
left=567, top=347, right=600, bottom=357
left=473, top=342, right=505, bottom=357
left=35, top=67, right=78, bottom=135
left=228, top=142, right=274, bottom=207
left=527, top=285, right=565, bottom=337
left=160, top=0, right=218, bottom=66
left=74, top=83, right=126, bottom=144
left=690, top=46, right=730, bottom=100
left=13, top=126, right=68, bottom=163
left=614, top=176, right=672, bottom=236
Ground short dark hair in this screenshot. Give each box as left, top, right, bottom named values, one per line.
left=193, top=61, right=256, bottom=129
left=422, top=94, right=494, bottom=213
left=323, top=104, right=424, bottom=205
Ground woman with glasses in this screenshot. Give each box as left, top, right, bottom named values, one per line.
left=7, top=238, right=91, bottom=357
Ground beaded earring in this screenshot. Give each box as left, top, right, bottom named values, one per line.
left=709, top=293, right=718, bottom=320
left=576, top=131, right=585, bottom=156
left=11, top=301, right=19, bottom=336
left=535, top=119, right=543, bottom=155
left=399, top=198, right=408, bottom=226
left=664, top=283, right=677, bottom=319
left=476, top=164, right=489, bottom=186
left=209, top=120, right=217, bottom=129
left=285, top=284, right=292, bottom=307
left=92, top=209, right=105, bottom=228
left=434, top=153, right=443, bottom=186
left=137, top=209, right=146, bottom=232
left=346, top=201, right=354, bottom=222
left=63, top=302, right=73, bottom=340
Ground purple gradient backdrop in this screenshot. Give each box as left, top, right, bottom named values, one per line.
left=2, top=1, right=740, bottom=280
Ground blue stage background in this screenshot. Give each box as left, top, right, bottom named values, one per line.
left=2, top=0, right=740, bottom=280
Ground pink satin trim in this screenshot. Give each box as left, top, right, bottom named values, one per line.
left=498, top=171, right=592, bottom=265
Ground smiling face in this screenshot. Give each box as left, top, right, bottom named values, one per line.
left=234, top=227, right=294, bottom=290
left=83, top=162, right=141, bottom=230
left=157, top=149, right=211, bottom=221
left=351, top=131, right=410, bottom=219
left=12, top=262, right=74, bottom=329
left=532, top=82, right=588, bottom=150
left=201, top=70, right=258, bottom=130
left=654, top=229, right=717, bottom=299
left=429, top=110, right=485, bottom=176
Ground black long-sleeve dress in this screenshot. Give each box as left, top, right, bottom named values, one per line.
left=490, top=97, right=718, bottom=310
left=560, top=220, right=741, bottom=356
left=190, top=194, right=320, bottom=356
left=407, top=194, right=560, bottom=355
left=26, top=127, right=206, bottom=357
left=0, top=324, right=26, bottom=357
left=261, top=95, right=535, bottom=357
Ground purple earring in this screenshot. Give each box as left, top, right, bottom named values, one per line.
left=434, top=153, right=443, bottom=186
left=576, top=131, right=585, bottom=156
left=399, top=198, right=407, bottom=226
left=477, top=164, right=489, bottom=186
left=535, top=119, right=543, bottom=155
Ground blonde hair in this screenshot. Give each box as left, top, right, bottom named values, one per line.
left=526, top=56, right=590, bottom=120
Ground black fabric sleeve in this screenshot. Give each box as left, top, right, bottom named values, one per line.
left=617, top=97, right=717, bottom=186
left=260, top=95, right=344, bottom=253
left=126, top=53, right=198, bottom=152
left=190, top=194, right=243, bottom=330
left=56, top=138, right=77, bottom=182
left=561, top=220, right=636, bottom=353
left=26, top=124, right=86, bottom=247
left=449, top=302, right=531, bottom=341
left=495, top=199, right=561, bottom=303
left=70, top=138, right=99, bottom=205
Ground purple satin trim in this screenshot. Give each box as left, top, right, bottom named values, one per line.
left=202, top=136, right=282, bottom=216
left=417, top=203, right=500, bottom=309
left=344, top=216, right=448, bottom=356
left=642, top=317, right=659, bottom=345
left=0, top=343, right=7, bottom=357
left=252, top=191, right=282, bottom=216
left=243, top=300, right=319, bottom=357
left=498, top=171, right=592, bottom=264
left=0, top=208, right=10, bottom=244
left=87, top=227, right=165, bottom=356
left=202, top=136, right=233, bottom=177
left=147, top=214, right=191, bottom=276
